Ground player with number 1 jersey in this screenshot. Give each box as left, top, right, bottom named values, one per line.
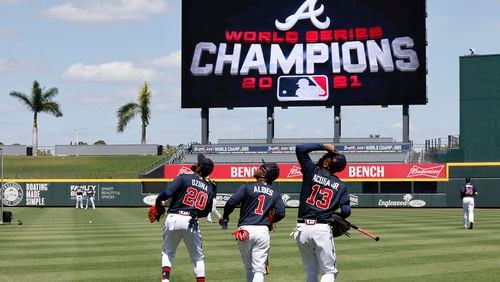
left=221, top=160, right=285, bottom=282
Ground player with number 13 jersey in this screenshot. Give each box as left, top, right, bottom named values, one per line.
left=297, top=143, right=350, bottom=221
left=295, top=143, right=351, bottom=282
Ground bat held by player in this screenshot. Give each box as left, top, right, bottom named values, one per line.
left=331, top=213, right=380, bottom=241
left=349, top=222, right=380, bottom=241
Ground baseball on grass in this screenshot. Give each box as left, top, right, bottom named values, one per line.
left=89, top=220, right=92, bottom=224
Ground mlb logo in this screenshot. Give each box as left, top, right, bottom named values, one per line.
left=277, top=75, right=329, bottom=102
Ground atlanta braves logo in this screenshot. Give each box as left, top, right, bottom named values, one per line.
left=275, top=0, right=330, bottom=31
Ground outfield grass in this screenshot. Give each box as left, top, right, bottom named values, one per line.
left=2, top=155, right=167, bottom=179
left=1, top=208, right=499, bottom=281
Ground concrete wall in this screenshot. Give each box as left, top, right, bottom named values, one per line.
left=0, top=145, right=28, bottom=156
left=55, top=144, right=162, bottom=156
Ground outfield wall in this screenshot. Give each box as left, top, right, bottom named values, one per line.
left=2, top=163, right=499, bottom=208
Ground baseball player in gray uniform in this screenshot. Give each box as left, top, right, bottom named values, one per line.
left=293, top=143, right=351, bottom=282
left=152, top=154, right=216, bottom=282
left=85, top=186, right=95, bottom=210
left=220, top=160, right=285, bottom=282
left=75, top=186, right=84, bottom=209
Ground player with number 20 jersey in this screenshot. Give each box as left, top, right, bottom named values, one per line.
left=155, top=154, right=216, bottom=282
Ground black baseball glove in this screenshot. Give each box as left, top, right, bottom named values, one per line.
left=330, top=213, right=351, bottom=237
left=267, top=208, right=276, bottom=232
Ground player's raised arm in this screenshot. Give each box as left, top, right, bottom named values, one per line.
left=296, top=143, right=324, bottom=170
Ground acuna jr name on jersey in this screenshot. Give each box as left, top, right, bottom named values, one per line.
left=313, top=174, right=340, bottom=190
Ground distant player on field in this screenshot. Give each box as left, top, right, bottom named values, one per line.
left=150, top=154, right=216, bottom=282
left=220, top=160, right=285, bottom=282
left=85, top=186, right=95, bottom=210
left=461, top=177, right=478, bottom=229
left=75, top=186, right=84, bottom=209
left=293, top=143, right=350, bottom=282
left=206, top=197, right=222, bottom=223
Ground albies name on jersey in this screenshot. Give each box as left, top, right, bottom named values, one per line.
left=254, top=185, right=274, bottom=196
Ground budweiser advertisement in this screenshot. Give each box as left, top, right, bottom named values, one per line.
left=164, top=163, right=446, bottom=181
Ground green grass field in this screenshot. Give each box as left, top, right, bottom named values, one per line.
left=1, top=208, right=499, bottom=281
left=2, top=155, right=167, bottom=179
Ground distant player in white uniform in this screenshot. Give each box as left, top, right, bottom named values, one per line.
left=220, top=160, right=285, bottom=282
left=75, top=186, right=84, bottom=209
left=206, top=198, right=222, bottom=223
left=294, top=143, right=351, bottom=282
left=85, top=186, right=96, bottom=210
left=461, top=177, right=478, bottom=229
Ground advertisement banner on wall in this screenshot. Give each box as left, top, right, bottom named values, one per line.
left=164, top=163, right=447, bottom=181
left=0, top=182, right=454, bottom=208
left=182, top=0, right=427, bottom=108
left=1, top=182, right=145, bottom=207
left=191, top=143, right=411, bottom=154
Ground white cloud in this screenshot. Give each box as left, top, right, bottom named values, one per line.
left=61, top=61, right=164, bottom=83
left=0, top=0, right=22, bottom=4
left=146, top=50, right=181, bottom=68
left=390, top=122, right=402, bottom=130
left=0, top=58, right=49, bottom=74
left=0, top=27, right=16, bottom=37
left=42, top=0, right=167, bottom=23
left=282, top=123, right=296, bottom=131
left=73, top=92, right=118, bottom=105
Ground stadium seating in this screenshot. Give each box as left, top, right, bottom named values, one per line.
left=182, top=138, right=411, bottom=164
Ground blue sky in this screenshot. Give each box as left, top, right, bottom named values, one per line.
left=1, top=0, right=499, bottom=149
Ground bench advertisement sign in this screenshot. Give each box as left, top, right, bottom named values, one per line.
left=164, top=163, right=447, bottom=181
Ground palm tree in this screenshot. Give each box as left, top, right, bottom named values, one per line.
left=117, top=81, right=151, bottom=144
left=9, top=80, right=63, bottom=156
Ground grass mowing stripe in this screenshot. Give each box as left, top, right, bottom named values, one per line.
left=1, top=208, right=499, bottom=281
left=340, top=258, right=500, bottom=281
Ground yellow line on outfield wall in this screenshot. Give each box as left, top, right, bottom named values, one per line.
left=3, top=177, right=450, bottom=183
left=446, top=162, right=500, bottom=178
left=2, top=178, right=169, bottom=183
left=448, top=162, right=500, bottom=166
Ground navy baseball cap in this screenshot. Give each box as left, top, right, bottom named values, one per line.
left=197, top=154, right=214, bottom=177
left=260, top=159, right=280, bottom=184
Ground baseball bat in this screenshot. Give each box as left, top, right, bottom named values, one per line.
left=349, top=222, right=380, bottom=241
